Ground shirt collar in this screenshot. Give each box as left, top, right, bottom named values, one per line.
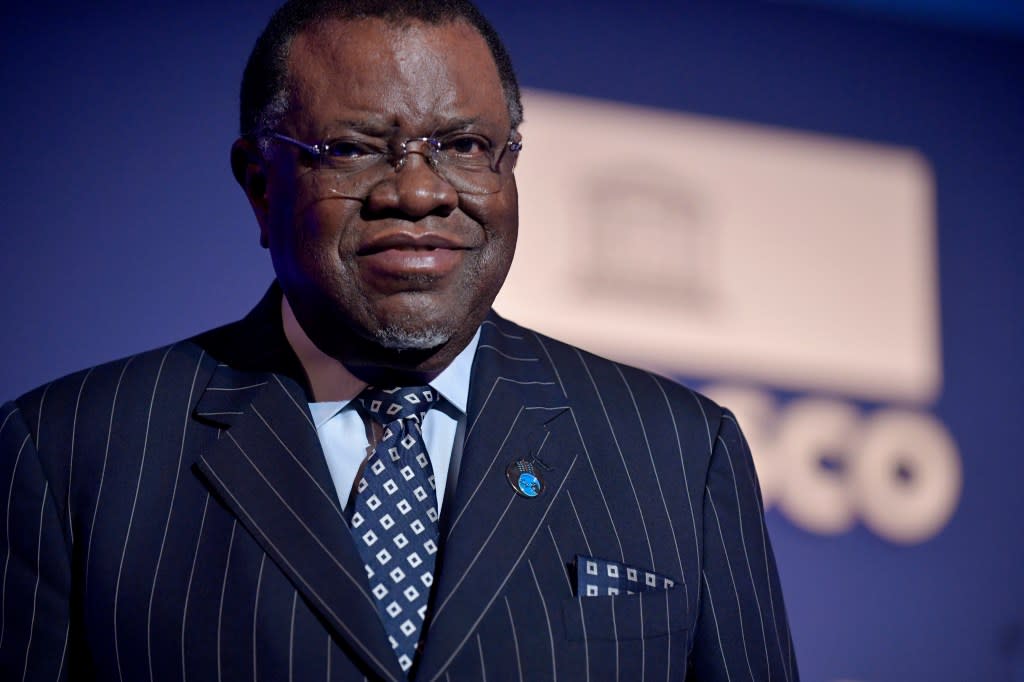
left=427, top=326, right=480, bottom=416
left=308, top=327, right=481, bottom=428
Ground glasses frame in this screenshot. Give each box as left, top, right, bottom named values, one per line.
left=260, top=130, right=522, bottom=195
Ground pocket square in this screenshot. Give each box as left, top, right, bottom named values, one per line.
left=575, top=554, right=676, bottom=597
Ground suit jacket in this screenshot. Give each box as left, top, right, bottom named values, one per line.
left=0, top=285, right=796, bottom=681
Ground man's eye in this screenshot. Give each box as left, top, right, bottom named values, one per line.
left=440, top=135, right=492, bottom=156
left=322, top=140, right=378, bottom=159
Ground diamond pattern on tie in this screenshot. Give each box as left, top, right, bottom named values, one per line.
left=353, top=386, right=440, bottom=674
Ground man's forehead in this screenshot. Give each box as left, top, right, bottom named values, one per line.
left=283, top=16, right=507, bottom=132
left=287, top=16, right=492, bottom=89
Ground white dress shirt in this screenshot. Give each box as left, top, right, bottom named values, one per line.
left=308, top=329, right=481, bottom=515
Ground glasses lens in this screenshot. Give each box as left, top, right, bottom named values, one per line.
left=296, top=136, right=520, bottom=199
left=433, top=136, right=520, bottom=195
left=435, top=163, right=512, bottom=195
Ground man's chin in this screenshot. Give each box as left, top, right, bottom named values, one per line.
left=372, top=325, right=453, bottom=351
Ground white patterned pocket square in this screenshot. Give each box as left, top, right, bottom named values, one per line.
left=574, top=554, right=676, bottom=597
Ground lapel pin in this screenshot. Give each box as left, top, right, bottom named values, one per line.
left=532, top=452, right=554, bottom=471
left=506, top=459, right=545, bottom=498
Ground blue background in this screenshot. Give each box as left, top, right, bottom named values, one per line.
left=2, top=2, right=1022, bottom=680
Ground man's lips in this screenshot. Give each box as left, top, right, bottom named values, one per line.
left=356, top=232, right=467, bottom=256
left=356, top=232, right=470, bottom=280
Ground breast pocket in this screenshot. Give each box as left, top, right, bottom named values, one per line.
left=562, top=586, right=688, bottom=642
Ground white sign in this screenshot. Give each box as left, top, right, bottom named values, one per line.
left=497, top=90, right=940, bottom=404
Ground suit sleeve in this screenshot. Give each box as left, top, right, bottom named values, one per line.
left=689, top=409, right=798, bottom=681
left=0, top=401, right=72, bottom=681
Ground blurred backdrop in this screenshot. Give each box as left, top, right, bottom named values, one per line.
left=2, top=1, right=1022, bottom=680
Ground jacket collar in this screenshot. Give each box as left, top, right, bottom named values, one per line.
left=415, top=313, right=582, bottom=681
left=189, top=286, right=582, bottom=681
left=191, top=284, right=407, bottom=680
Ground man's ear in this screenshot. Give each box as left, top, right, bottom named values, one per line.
left=231, top=137, right=271, bottom=248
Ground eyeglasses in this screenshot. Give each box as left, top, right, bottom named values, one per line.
left=262, top=130, right=522, bottom=197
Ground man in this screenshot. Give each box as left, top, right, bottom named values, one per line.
left=0, top=1, right=797, bottom=680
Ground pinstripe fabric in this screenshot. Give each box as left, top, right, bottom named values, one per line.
left=0, top=285, right=796, bottom=681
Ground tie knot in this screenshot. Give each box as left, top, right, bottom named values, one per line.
left=357, top=385, right=439, bottom=426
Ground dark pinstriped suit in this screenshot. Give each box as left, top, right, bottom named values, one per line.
left=0, top=285, right=796, bottom=681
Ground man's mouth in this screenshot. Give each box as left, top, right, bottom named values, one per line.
left=357, top=232, right=469, bottom=281
left=357, top=232, right=466, bottom=255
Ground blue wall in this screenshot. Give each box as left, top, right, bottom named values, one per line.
left=2, top=2, right=1022, bottom=680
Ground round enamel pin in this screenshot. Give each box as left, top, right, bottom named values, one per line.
left=506, top=459, right=544, bottom=498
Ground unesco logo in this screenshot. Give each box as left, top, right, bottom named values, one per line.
left=703, top=384, right=961, bottom=544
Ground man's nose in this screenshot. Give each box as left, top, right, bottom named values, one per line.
left=363, top=152, right=459, bottom=217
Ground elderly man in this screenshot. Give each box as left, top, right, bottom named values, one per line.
left=0, top=1, right=796, bottom=680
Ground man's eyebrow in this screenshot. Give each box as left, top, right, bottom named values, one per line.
left=432, top=116, right=502, bottom=135
left=317, top=118, right=394, bottom=136
left=320, top=116, right=497, bottom=138
left=438, top=116, right=480, bottom=129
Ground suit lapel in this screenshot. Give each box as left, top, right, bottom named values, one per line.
left=190, top=286, right=406, bottom=682
left=416, top=314, right=584, bottom=681
left=186, top=294, right=581, bottom=681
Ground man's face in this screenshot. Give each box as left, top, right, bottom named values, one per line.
left=250, top=17, right=518, bottom=377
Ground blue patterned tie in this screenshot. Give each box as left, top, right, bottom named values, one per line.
left=352, top=386, right=441, bottom=674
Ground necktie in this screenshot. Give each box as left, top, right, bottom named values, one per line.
left=352, top=385, right=441, bottom=674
